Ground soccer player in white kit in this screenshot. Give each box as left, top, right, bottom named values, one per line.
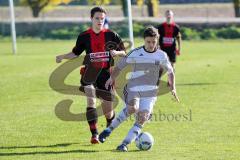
left=99, top=26, right=179, bottom=151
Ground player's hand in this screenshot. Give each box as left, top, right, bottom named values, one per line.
left=110, top=50, right=118, bottom=57
left=176, top=49, right=180, bottom=56
left=56, top=55, right=63, bottom=63
left=171, top=89, right=180, bottom=102
left=105, top=77, right=114, bottom=90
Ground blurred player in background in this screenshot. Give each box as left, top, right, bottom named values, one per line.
left=104, top=17, right=109, bottom=29
left=56, top=6, right=126, bottom=144
left=157, top=10, right=181, bottom=70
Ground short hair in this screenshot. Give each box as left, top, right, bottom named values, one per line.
left=143, top=26, right=159, bottom=39
left=90, top=6, right=107, bottom=18
left=165, top=10, right=174, bottom=16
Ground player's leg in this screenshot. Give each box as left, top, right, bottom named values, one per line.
left=109, top=100, right=138, bottom=130
left=116, top=122, right=142, bottom=152
left=99, top=97, right=139, bottom=143
left=84, top=84, right=99, bottom=144
left=170, top=61, right=175, bottom=72
left=116, top=97, right=156, bottom=151
left=99, top=101, right=138, bottom=143
left=169, top=50, right=176, bottom=72
left=79, top=66, right=102, bottom=144
left=107, top=86, right=140, bottom=130
left=110, top=86, right=139, bottom=130
left=101, top=99, right=115, bottom=127
left=116, top=111, right=150, bottom=152
left=164, top=48, right=176, bottom=72
left=95, top=69, right=116, bottom=127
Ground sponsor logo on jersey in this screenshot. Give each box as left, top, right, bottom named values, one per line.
left=163, top=37, right=174, bottom=45
left=90, top=58, right=109, bottom=62
left=90, top=51, right=110, bottom=58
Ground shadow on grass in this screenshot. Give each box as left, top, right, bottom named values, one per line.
left=127, top=149, right=145, bottom=152
left=0, top=149, right=98, bottom=156
left=177, top=82, right=217, bottom=86
left=0, top=143, right=79, bottom=150
left=104, top=149, right=142, bottom=153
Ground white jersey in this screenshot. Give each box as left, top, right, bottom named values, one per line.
left=117, top=46, right=173, bottom=93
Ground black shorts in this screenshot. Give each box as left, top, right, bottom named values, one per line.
left=162, top=48, right=176, bottom=63
left=79, top=69, right=114, bottom=101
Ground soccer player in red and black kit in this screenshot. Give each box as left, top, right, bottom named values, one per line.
left=157, top=10, right=181, bottom=70
left=56, top=7, right=126, bottom=144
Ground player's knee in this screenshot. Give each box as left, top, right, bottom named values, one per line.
left=84, top=85, right=96, bottom=98
left=102, top=100, right=112, bottom=107
left=127, top=105, right=138, bottom=114
left=137, top=110, right=150, bottom=125
left=102, top=100, right=114, bottom=118
left=87, top=97, right=96, bottom=107
left=104, top=110, right=114, bottom=119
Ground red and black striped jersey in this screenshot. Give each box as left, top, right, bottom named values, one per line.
left=157, top=22, right=180, bottom=51
left=72, top=28, right=125, bottom=69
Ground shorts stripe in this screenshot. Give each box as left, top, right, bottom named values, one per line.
left=123, top=85, right=128, bottom=104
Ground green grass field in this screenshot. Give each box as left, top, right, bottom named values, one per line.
left=0, top=39, right=240, bottom=160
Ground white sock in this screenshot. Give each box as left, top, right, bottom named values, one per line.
left=108, top=107, right=130, bottom=131
left=122, top=123, right=142, bottom=145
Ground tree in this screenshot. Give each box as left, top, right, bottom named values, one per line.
left=21, top=0, right=72, bottom=17
left=86, top=0, right=159, bottom=17
left=86, top=0, right=129, bottom=17
left=233, top=0, right=240, bottom=17
left=87, top=0, right=159, bottom=17
left=87, top=0, right=110, bottom=5
left=137, top=0, right=159, bottom=17
left=121, top=0, right=128, bottom=17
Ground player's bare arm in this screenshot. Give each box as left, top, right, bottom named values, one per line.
left=110, top=50, right=126, bottom=57
left=176, top=32, right=182, bottom=54
left=105, top=66, right=121, bottom=89
left=56, top=52, right=78, bottom=63
left=168, top=72, right=180, bottom=102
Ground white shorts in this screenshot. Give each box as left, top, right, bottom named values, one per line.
left=123, top=85, right=157, bottom=113
left=138, top=97, right=157, bottom=113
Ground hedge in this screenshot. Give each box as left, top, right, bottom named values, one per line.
left=1, top=22, right=240, bottom=40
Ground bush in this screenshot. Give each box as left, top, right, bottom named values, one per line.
left=110, top=22, right=129, bottom=38
left=1, top=21, right=240, bottom=40
left=181, top=27, right=201, bottom=40
left=216, top=26, right=240, bottom=39
left=200, top=29, right=217, bottom=40
left=44, top=24, right=88, bottom=39
left=49, top=29, right=74, bottom=39
left=133, top=23, right=145, bottom=37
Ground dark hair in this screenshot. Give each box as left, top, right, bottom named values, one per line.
left=90, top=6, right=107, bottom=18
left=143, top=26, right=159, bottom=38
left=165, top=10, right=174, bottom=16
